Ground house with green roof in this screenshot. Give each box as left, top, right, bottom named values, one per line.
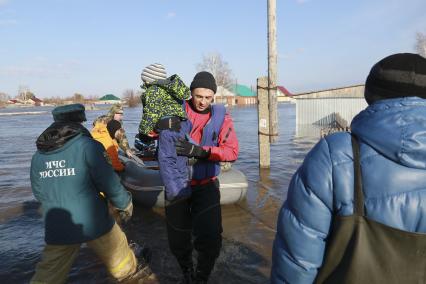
left=215, top=86, right=236, bottom=106
left=232, top=84, right=257, bottom=105
left=96, top=94, right=122, bottom=104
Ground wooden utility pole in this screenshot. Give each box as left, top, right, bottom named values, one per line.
left=268, top=0, right=278, bottom=143
left=257, top=76, right=270, bottom=168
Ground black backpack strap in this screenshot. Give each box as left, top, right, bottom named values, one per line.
left=351, top=134, right=365, bottom=216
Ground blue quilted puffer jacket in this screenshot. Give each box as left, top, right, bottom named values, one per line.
left=271, top=97, right=426, bottom=283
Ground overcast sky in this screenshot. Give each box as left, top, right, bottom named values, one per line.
left=0, top=0, right=425, bottom=98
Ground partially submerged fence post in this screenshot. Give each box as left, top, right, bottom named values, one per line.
left=257, top=76, right=271, bottom=168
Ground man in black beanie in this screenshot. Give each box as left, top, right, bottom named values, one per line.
left=271, top=53, right=426, bottom=283
left=165, top=71, right=239, bottom=283
left=190, top=71, right=218, bottom=94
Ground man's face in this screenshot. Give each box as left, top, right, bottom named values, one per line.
left=191, top=88, right=214, bottom=112
left=114, top=112, right=123, bottom=121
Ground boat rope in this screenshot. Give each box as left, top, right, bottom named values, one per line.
left=257, top=86, right=278, bottom=91
left=258, top=130, right=279, bottom=137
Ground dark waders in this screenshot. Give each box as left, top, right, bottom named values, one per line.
left=315, top=135, right=426, bottom=284
left=165, top=180, right=222, bottom=282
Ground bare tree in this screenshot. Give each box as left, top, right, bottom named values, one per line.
left=197, top=52, right=234, bottom=90
left=86, top=94, right=100, bottom=101
left=43, top=96, right=63, bottom=105
left=0, top=92, right=10, bottom=102
left=122, top=89, right=140, bottom=107
left=17, top=85, right=34, bottom=100
left=415, top=32, right=426, bottom=58
left=72, top=93, right=85, bottom=103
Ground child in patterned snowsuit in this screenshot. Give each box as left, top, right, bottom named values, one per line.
left=137, top=63, right=192, bottom=202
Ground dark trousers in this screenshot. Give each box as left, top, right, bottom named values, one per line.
left=165, top=180, right=222, bottom=281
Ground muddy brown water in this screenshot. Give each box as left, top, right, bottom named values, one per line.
left=0, top=104, right=318, bottom=283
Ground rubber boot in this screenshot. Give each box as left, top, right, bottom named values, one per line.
left=129, top=241, right=152, bottom=264
left=194, top=252, right=216, bottom=283
left=193, top=270, right=209, bottom=284
left=119, top=242, right=156, bottom=283
left=178, top=267, right=194, bottom=284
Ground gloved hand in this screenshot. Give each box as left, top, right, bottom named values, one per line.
left=125, top=148, right=135, bottom=158
left=155, top=116, right=181, bottom=132
left=136, top=133, right=155, bottom=144
left=134, top=133, right=156, bottom=152
left=175, top=138, right=210, bottom=159
left=117, top=201, right=133, bottom=223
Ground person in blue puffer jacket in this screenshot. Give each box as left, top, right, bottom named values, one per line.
left=271, top=53, right=426, bottom=283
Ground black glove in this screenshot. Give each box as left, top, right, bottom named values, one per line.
left=137, top=133, right=155, bottom=144
left=155, top=116, right=181, bottom=132
left=175, top=138, right=209, bottom=159
left=135, top=133, right=155, bottom=151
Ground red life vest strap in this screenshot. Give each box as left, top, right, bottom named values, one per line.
left=190, top=176, right=217, bottom=186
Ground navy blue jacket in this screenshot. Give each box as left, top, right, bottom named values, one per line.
left=271, top=97, right=426, bottom=283
left=158, top=120, right=192, bottom=201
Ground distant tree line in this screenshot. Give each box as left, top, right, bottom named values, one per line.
left=41, top=93, right=100, bottom=105
left=0, top=90, right=143, bottom=107
left=416, top=32, right=426, bottom=58
left=122, top=89, right=141, bottom=107
left=0, top=92, right=10, bottom=107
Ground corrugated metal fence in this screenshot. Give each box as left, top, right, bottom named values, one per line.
left=296, top=97, right=367, bottom=125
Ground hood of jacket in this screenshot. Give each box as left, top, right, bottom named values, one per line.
left=139, top=74, right=190, bottom=136
left=351, top=96, right=426, bottom=169
left=36, top=122, right=92, bottom=153
left=141, top=74, right=190, bottom=102
left=91, top=121, right=109, bottom=139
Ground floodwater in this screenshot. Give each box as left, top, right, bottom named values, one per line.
left=0, top=104, right=319, bottom=283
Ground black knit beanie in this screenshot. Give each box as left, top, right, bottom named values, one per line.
left=107, top=120, right=122, bottom=139
left=190, top=71, right=217, bottom=94
left=365, top=53, right=426, bottom=104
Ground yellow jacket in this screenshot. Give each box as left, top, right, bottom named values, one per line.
left=91, top=122, right=124, bottom=172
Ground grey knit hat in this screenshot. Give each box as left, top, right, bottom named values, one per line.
left=364, top=53, right=426, bottom=104
left=141, top=63, right=167, bottom=84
